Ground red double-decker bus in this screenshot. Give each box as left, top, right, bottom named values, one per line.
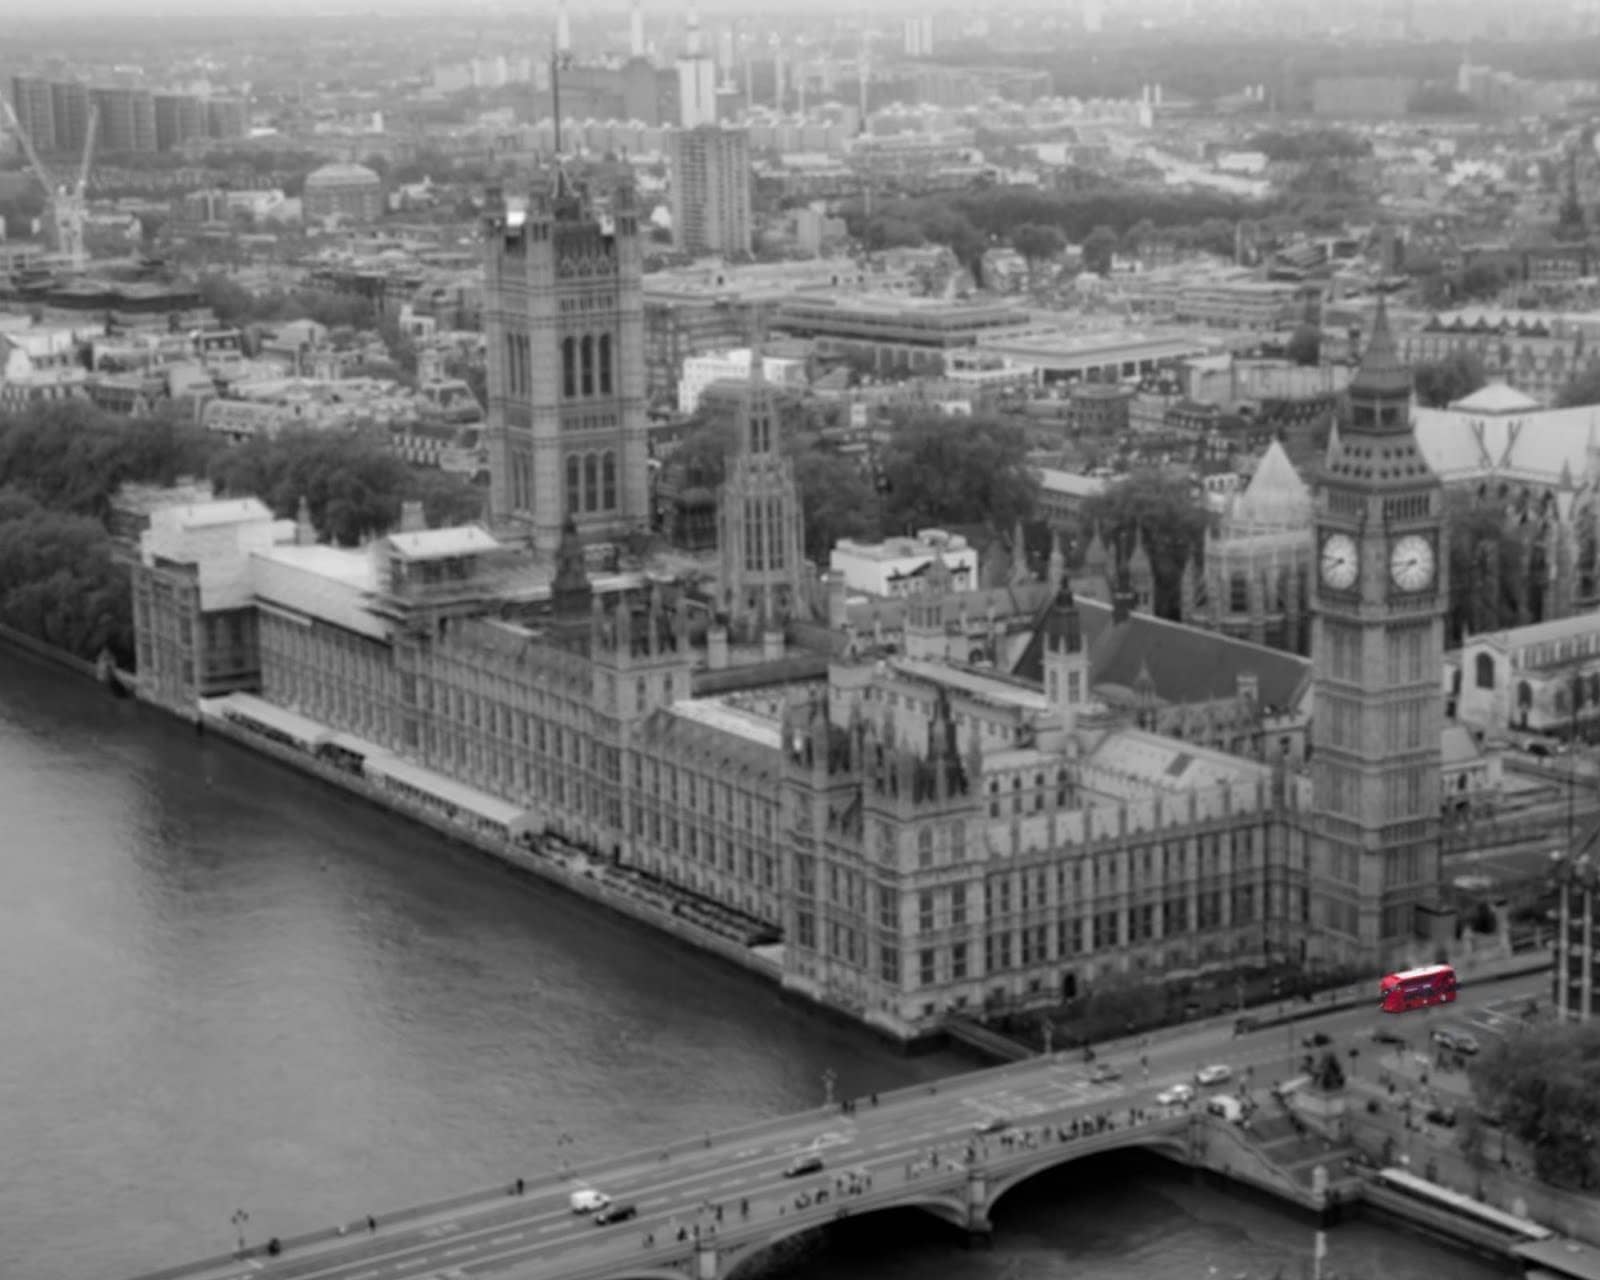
left=1380, top=963, right=1457, bottom=1013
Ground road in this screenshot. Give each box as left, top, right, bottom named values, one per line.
left=144, top=970, right=1546, bottom=1280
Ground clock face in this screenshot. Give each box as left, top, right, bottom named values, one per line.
left=1390, top=535, right=1436, bottom=592
left=1320, top=533, right=1359, bottom=591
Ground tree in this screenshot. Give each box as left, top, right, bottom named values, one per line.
left=209, top=431, right=480, bottom=546
left=1413, top=351, right=1487, bottom=408
left=793, top=451, right=880, bottom=562
left=1012, top=223, right=1066, bottom=288
left=1078, top=469, right=1210, bottom=618
left=1124, top=218, right=1158, bottom=254
left=1081, top=224, right=1119, bottom=276
left=1470, top=1020, right=1600, bottom=1190
left=1285, top=324, right=1321, bottom=366
left=1314, top=1050, right=1345, bottom=1092
left=0, top=496, right=135, bottom=663
left=877, top=414, right=1039, bottom=535
left=1558, top=363, right=1600, bottom=409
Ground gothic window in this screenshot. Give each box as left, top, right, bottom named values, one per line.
left=602, top=451, right=617, bottom=510
left=504, top=333, right=516, bottom=393
left=1229, top=572, right=1249, bottom=613
left=584, top=452, right=599, bottom=512
left=565, top=454, right=580, bottom=515
left=580, top=334, right=595, bottom=396
left=1473, top=653, right=1494, bottom=690
left=598, top=333, right=613, bottom=395
left=561, top=337, right=577, bottom=399
left=766, top=497, right=785, bottom=569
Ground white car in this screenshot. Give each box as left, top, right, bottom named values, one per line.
left=569, top=1188, right=612, bottom=1215
left=1195, top=1064, right=1233, bottom=1087
left=1156, top=1083, right=1195, bottom=1106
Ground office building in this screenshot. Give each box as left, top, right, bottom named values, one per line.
left=676, top=6, right=718, bottom=128
left=10, top=76, right=57, bottom=150
left=91, top=86, right=158, bottom=154
left=667, top=125, right=752, bottom=259
left=481, top=176, right=651, bottom=552
left=303, top=163, right=384, bottom=223
left=155, top=93, right=209, bottom=152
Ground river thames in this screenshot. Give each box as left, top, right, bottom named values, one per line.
left=0, top=653, right=1511, bottom=1280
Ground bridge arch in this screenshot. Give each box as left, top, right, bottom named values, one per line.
left=720, top=1195, right=971, bottom=1280
left=985, top=1135, right=1193, bottom=1214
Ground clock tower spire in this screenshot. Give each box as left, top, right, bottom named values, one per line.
left=1308, top=296, right=1446, bottom=969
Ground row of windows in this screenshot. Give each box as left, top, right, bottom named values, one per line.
left=861, top=893, right=1264, bottom=991
left=566, top=451, right=618, bottom=515
left=560, top=333, right=614, bottom=400
left=742, top=496, right=790, bottom=573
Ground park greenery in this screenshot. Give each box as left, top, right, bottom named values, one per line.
left=1470, top=1020, right=1600, bottom=1190
left=0, top=400, right=484, bottom=665
left=1412, top=352, right=1488, bottom=409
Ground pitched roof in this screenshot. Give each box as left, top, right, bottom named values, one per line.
left=1228, top=440, right=1311, bottom=532
left=1011, top=596, right=1312, bottom=712
left=1449, top=380, right=1542, bottom=415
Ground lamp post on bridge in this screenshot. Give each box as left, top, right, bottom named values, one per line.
left=230, top=1208, right=250, bottom=1256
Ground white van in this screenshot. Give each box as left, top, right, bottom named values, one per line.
left=1207, top=1095, right=1245, bottom=1123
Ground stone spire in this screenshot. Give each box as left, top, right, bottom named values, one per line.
left=1047, top=530, right=1066, bottom=591
left=551, top=517, right=593, bottom=616
left=1349, top=295, right=1412, bottom=402
left=1009, top=519, right=1031, bottom=586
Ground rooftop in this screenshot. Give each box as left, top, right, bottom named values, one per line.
left=1088, top=726, right=1268, bottom=790
left=668, top=697, right=784, bottom=750
left=162, top=497, right=275, bottom=529
left=255, top=543, right=378, bottom=590
left=890, top=656, right=1051, bottom=714
left=1449, top=380, right=1543, bottom=414
left=386, top=526, right=500, bottom=561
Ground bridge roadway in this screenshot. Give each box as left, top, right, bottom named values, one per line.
left=141, top=969, right=1546, bottom=1280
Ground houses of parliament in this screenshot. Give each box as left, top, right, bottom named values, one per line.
left=130, top=174, right=1453, bottom=1040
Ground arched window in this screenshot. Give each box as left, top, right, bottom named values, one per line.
left=565, top=454, right=581, bottom=515
left=597, top=333, right=613, bottom=395
left=601, top=451, right=617, bottom=510
left=1474, top=653, right=1495, bottom=690
left=584, top=452, right=599, bottom=512
left=561, top=337, right=577, bottom=399
left=580, top=335, right=595, bottom=397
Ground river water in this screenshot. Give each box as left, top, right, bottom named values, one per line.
left=0, top=653, right=1511, bottom=1280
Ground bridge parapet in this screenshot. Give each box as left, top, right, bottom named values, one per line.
left=557, top=1111, right=1198, bottom=1280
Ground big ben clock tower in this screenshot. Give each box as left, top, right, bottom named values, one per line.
left=1308, top=297, right=1446, bottom=970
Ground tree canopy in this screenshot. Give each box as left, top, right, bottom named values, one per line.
left=878, top=414, right=1039, bottom=536
left=0, top=401, right=218, bottom=520
left=210, top=430, right=484, bottom=546
left=1558, top=363, right=1600, bottom=409
left=1078, top=469, right=1210, bottom=618
left=1413, top=351, right=1487, bottom=408
left=1470, top=1020, right=1600, bottom=1189
left=1285, top=324, right=1321, bottom=366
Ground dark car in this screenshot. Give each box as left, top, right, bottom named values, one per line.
left=1370, top=1026, right=1407, bottom=1046
left=1425, top=1107, right=1458, bottom=1129
left=594, top=1202, right=637, bottom=1225
left=972, top=1116, right=1011, bottom=1135
left=1233, top=1015, right=1260, bottom=1036
left=784, top=1153, right=824, bottom=1178
left=1303, top=1031, right=1332, bottom=1048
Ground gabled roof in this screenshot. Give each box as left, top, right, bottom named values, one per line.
left=1228, top=440, right=1311, bottom=532
left=1012, top=596, right=1312, bottom=712
left=1449, top=380, right=1542, bottom=415
left=386, top=526, right=500, bottom=560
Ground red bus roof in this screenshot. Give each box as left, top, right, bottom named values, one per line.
left=1388, top=963, right=1455, bottom=983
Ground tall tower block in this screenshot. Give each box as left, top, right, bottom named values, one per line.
left=1308, top=297, right=1446, bottom=969
left=481, top=181, right=650, bottom=553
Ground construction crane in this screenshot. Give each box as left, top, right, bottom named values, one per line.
left=0, top=100, right=97, bottom=273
